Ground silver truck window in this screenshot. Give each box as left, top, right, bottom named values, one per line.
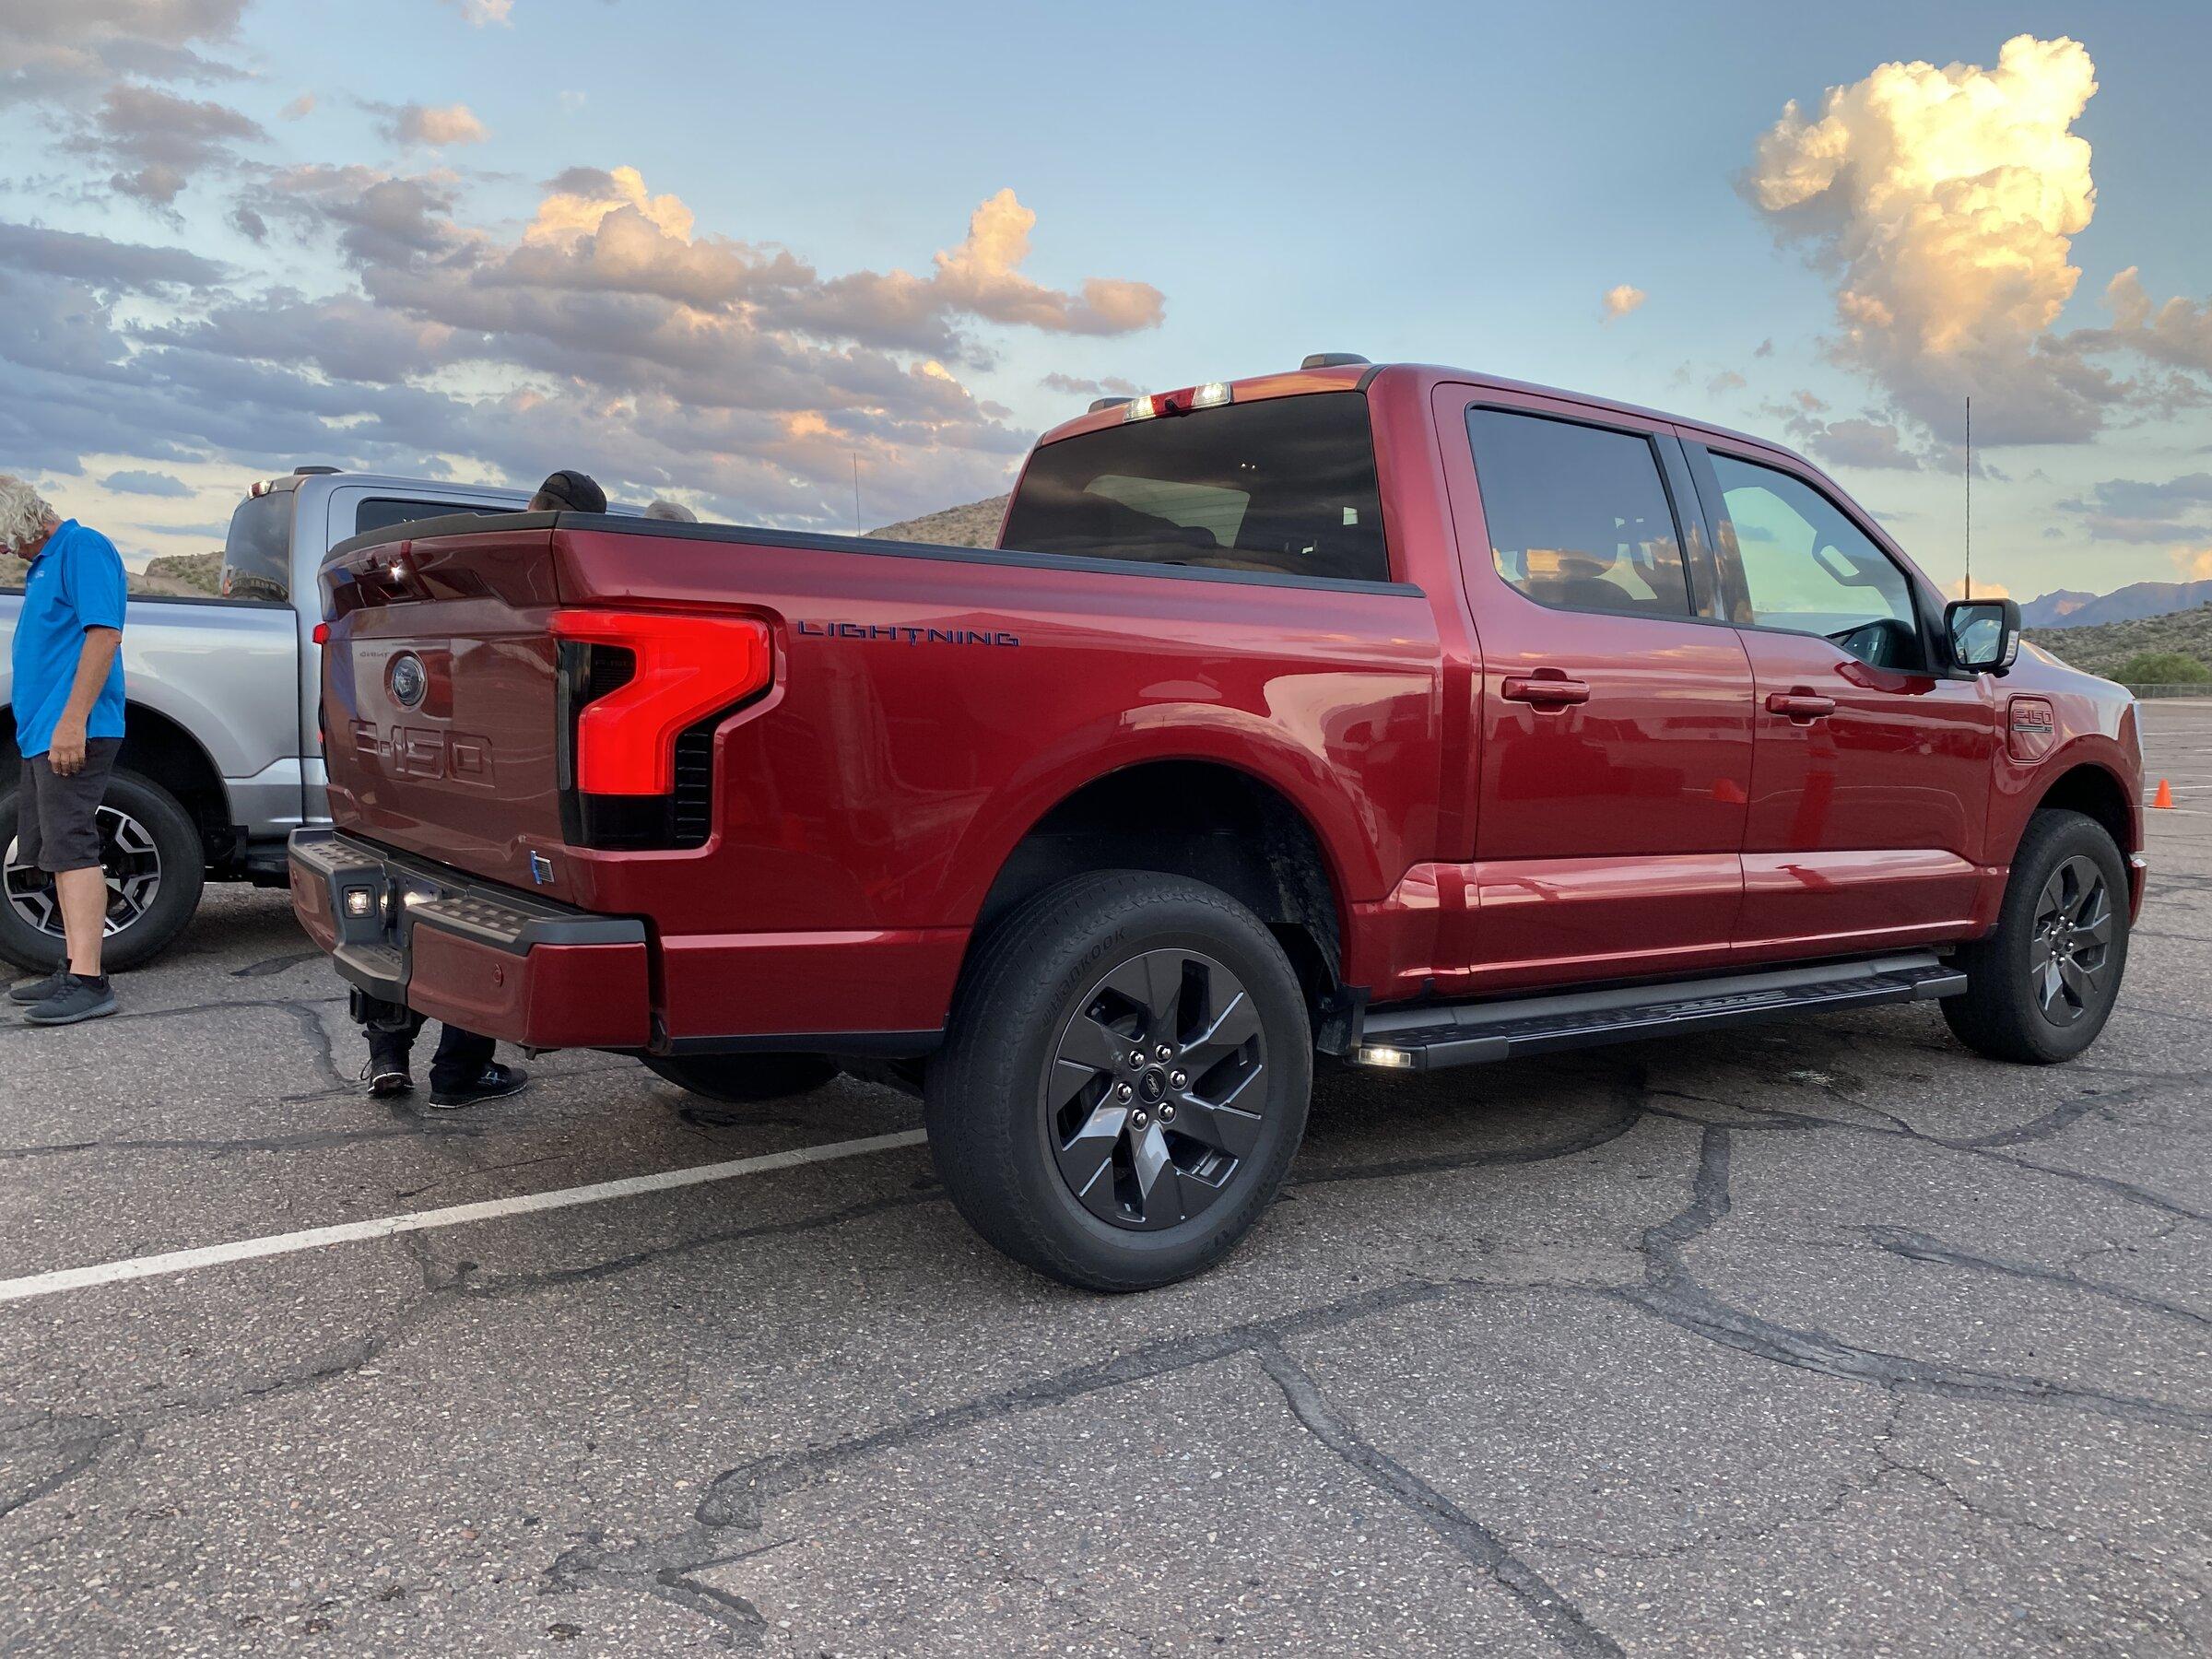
left=356, top=498, right=510, bottom=537
left=221, top=490, right=295, bottom=603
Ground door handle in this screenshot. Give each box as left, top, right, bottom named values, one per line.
left=1767, top=689, right=1836, bottom=722
left=1502, top=675, right=1591, bottom=707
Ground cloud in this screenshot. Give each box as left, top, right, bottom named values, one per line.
left=440, top=0, right=513, bottom=24
left=1744, top=35, right=2125, bottom=444
left=0, top=219, right=223, bottom=288
left=2057, top=472, right=2212, bottom=543
left=376, top=100, right=488, bottom=148
left=1763, top=392, right=1923, bottom=471
left=0, top=166, right=1166, bottom=532
left=2077, top=267, right=2212, bottom=377
left=0, top=1, right=249, bottom=94
left=1753, top=338, right=1774, bottom=359
left=928, top=190, right=1164, bottom=335
left=1706, top=370, right=1747, bottom=395
left=2172, top=547, right=2212, bottom=581
left=279, top=92, right=314, bottom=120
left=1944, top=576, right=2011, bottom=600
left=1601, top=284, right=1644, bottom=321
left=71, top=82, right=265, bottom=204
left=100, top=467, right=192, bottom=496
left=1041, top=372, right=1139, bottom=397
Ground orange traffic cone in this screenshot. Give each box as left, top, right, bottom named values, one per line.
left=2152, top=778, right=2174, bottom=810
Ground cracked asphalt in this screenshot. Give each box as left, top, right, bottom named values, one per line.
left=2, top=702, right=2207, bottom=1656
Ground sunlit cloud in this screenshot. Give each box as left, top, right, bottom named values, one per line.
left=1602, top=283, right=1645, bottom=321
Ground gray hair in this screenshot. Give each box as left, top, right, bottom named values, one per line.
left=643, top=500, right=698, bottom=523
left=0, top=474, right=58, bottom=554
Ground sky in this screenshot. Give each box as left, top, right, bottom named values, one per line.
left=5, top=0, right=2212, bottom=603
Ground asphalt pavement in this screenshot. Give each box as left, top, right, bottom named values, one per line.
left=1, top=704, right=2207, bottom=1655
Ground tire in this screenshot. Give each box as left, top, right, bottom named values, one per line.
left=924, top=870, right=1312, bottom=1292
left=641, top=1053, right=840, bottom=1102
left=1942, top=808, right=2129, bottom=1065
left=0, top=769, right=205, bottom=973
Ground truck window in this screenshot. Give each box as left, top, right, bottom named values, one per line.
left=356, top=498, right=513, bottom=537
left=1465, top=409, right=1691, bottom=618
left=1001, top=392, right=1388, bottom=583
left=1705, top=453, right=1916, bottom=651
left=221, top=490, right=296, bottom=603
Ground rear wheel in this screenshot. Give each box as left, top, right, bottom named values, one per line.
left=1942, top=809, right=2129, bottom=1064
left=642, top=1053, right=840, bottom=1102
left=0, top=770, right=205, bottom=973
left=925, top=871, right=1312, bottom=1291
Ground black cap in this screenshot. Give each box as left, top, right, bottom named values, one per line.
left=529, top=469, right=607, bottom=514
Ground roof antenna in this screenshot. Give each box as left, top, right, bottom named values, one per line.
left=1963, top=394, right=1971, bottom=602
left=852, top=452, right=862, bottom=537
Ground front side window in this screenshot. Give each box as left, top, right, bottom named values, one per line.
left=1001, top=392, right=1389, bottom=583
left=1465, top=409, right=1691, bottom=618
left=1707, top=453, right=1917, bottom=663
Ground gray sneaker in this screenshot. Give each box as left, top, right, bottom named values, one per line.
left=8, top=970, right=67, bottom=1006
left=24, top=974, right=118, bottom=1026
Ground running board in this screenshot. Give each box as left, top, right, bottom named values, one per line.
left=1351, top=952, right=1966, bottom=1072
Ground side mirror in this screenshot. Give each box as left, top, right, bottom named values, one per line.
left=1946, top=596, right=2021, bottom=675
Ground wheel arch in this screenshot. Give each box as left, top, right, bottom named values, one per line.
left=2030, top=760, right=2136, bottom=859
left=965, top=757, right=1355, bottom=1030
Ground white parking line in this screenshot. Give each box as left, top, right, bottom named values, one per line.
left=0, top=1129, right=928, bottom=1307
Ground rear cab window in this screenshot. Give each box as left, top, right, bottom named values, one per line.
left=1465, top=408, right=1693, bottom=618
left=1002, top=392, right=1390, bottom=583
left=354, top=498, right=512, bottom=538
left=221, top=489, right=298, bottom=603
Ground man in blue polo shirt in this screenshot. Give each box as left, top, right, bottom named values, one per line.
left=3, top=476, right=127, bottom=1025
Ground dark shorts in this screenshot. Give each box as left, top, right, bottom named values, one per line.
left=17, top=739, right=121, bottom=873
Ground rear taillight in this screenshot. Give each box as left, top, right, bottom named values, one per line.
left=551, top=609, right=772, bottom=794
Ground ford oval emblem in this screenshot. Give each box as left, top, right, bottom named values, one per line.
left=389, top=652, right=429, bottom=710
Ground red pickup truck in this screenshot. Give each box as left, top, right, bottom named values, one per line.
left=291, top=357, right=2143, bottom=1288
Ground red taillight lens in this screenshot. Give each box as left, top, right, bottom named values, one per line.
left=550, top=609, right=772, bottom=794
left=311, top=622, right=330, bottom=645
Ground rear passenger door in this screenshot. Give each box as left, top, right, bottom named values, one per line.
left=1684, top=441, right=1996, bottom=956
left=1435, top=387, right=1754, bottom=990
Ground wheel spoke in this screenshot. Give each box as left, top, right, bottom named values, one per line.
left=1169, top=1092, right=1264, bottom=1159
left=1102, top=952, right=1183, bottom=1037
left=1053, top=1101, right=1126, bottom=1197
left=1127, top=1122, right=1185, bottom=1229
left=1183, top=987, right=1259, bottom=1066
left=2056, top=956, right=2092, bottom=1008
left=1056, top=1013, right=1128, bottom=1077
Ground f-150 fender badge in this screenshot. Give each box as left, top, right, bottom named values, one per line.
left=529, top=853, right=556, bottom=886
left=796, top=620, right=1019, bottom=646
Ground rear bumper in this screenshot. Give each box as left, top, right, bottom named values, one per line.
left=288, top=828, right=652, bottom=1049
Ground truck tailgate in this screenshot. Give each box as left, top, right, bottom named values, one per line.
left=322, top=520, right=566, bottom=889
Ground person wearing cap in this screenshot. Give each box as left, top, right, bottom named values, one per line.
left=643, top=500, right=698, bottom=522
left=527, top=470, right=607, bottom=514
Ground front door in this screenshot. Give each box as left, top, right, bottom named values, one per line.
left=1685, top=442, right=1997, bottom=957
left=1435, top=388, right=1755, bottom=992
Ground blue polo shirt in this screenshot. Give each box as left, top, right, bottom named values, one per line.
left=12, top=520, right=127, bottom=759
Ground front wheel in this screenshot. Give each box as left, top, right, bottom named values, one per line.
left=0, top=770, right=205, bottom=973
left=925, top=871, right=1312, bottom=1291
left=1942, top=808, right=2130, bottom=1064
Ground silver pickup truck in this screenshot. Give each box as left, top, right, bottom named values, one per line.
left=0, top=468, right=543, bottom=970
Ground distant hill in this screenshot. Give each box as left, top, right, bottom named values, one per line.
left=141, top=550, right=223, bottom=595
left=2027, top=606, right=2212, bottom=680
left=2, top=548, right=225, bottom=597
left=868, top=495, right=1007, bottom=548
left=2021, top=578, right=2212, bottom=629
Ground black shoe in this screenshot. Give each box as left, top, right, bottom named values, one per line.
left=24, top=974, right=118, bottom=1026
left=8, top=970, right=67, bottom=1006
left=429, top=1062, right=529, bottom=1110
left=359, top=1057, right=414, bottom=1098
